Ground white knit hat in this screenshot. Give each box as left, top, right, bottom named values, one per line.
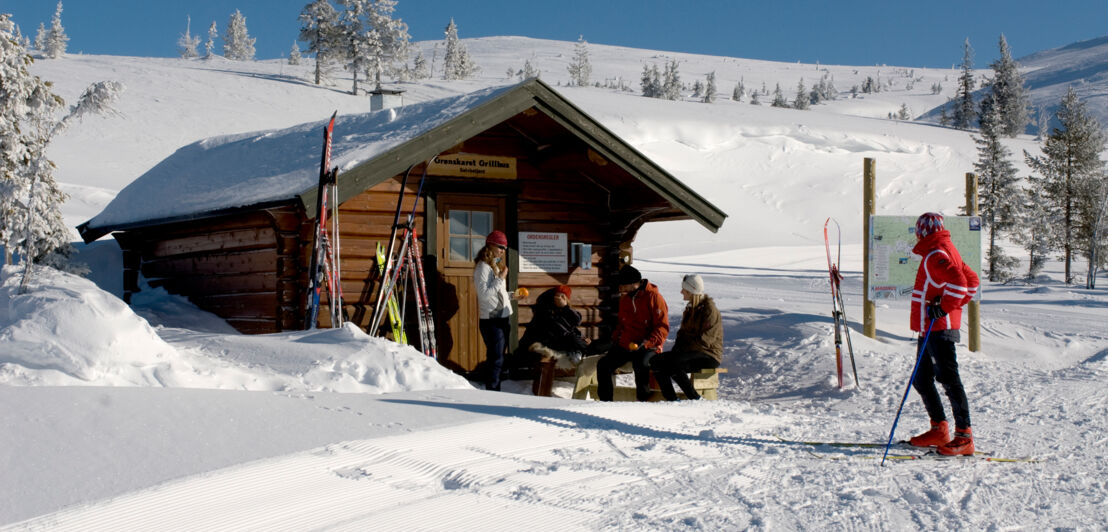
left=681, top=274, right=704, bottom=295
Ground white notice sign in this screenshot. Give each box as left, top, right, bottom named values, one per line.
left=518, top=232, right=567, bottom=273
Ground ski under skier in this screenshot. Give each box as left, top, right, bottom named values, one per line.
left=906, top=212, right=980, bottom=456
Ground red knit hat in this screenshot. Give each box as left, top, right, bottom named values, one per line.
left=915, top=212, right=944, bottom=239
left=554, top=285, right=572, bottom=298
left=486, top=230, right=508, bottom=247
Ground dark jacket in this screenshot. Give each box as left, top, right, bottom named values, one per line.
left=673, top=295, right=723, bottom=363
left=519, top=288, right=588, bottom=354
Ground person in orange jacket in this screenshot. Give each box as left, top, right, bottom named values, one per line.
left=906, top=213, right=980, bottom=456
left=595, top=265, right=670, bottom=401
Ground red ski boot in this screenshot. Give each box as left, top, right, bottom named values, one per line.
left=938, top=427, right=974, bottom=456
left=908, top=420, right=951, bottom=447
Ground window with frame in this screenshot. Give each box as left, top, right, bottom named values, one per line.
left=447, top=209, right=493, bottom=262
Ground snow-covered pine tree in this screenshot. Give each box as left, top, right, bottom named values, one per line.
left=988, top=34, right=1031, bottom=137
left=1024, top=87, right=1108, bottom=285
left=793, top=79, right=808, bottom=110
left=640, top=64, right=661, bottom=98
left=1, top=16, right=122, bottom=276
left=973, top=95, right=1021, bottom=281
left=750, top=91, right=761, bottom=105
left=732, top=78, right=744, bottom=102
left=522, top=58, right=539, bottom=79
left=691, top=80, right=703, bottom=98
left=205, top=21, right=217, bottom=58
left=361, top=0, right=410, bottom=88
left=43, top=1, right=68, bottom=59
left=299, top=0, right=340, bottom=85
left=703, top=71, right=716, bottom=103
left=442, top=18, right=478, bottom=80
left=567, top=35, right=592, bottom=87
left=178, top=16, right=200, bottom=59
left=771, top=83, right=789, bottom=107
left=413, top=51, right=430, bottom=79
left=224, top=10, right=256, bottom=61
left=1012, top=181, right=1054, bottom=280
left=662, top=60, right=680, bottom=100
left=953, top=38, right=976, bottom=130
left=33, top=23, right=46, bottom=53
left=289, top=42, right=302, bottom=65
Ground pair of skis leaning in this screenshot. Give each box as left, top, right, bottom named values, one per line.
left=824, top=217, right=859, bottom=389
left=305, top=112, right=344, bottom=330
left=369, top=165, right=437, bottom=358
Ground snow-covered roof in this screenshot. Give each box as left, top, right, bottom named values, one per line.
left=79, top=83, right=517, bottom=238
left=79, top=79, right=726, bottom=242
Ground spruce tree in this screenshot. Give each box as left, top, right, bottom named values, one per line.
left=974, top=96, right=1021, bottom=281
left=289, top=42, right=302, bottom=65
left=224, top=10, right=256, bottom=61
left=205, top=21, right=217, bottom=59
left=703, top=71, right=716, bottom=103
left=567, top=35, right=591, bottom=87
left=1, top=16, right=121, bottom=276
left=1024, top=87, right=1108, bottom=285
left=178, top=16, right=200, bottom=59
left=1012, top=181, right=1054, bottom=280
left=988, top=34, right=1031, bottom=137
left=662, top=60, right=681, bottom=100
left=953, top=38, right=976, bottom=130
left=793, top=79, right=809, bottom=110
left=771, top=83, right=789, bottom=107
left=300, top=0, right=340, bottom=85
left=442, top=18, right=477, bottom=80
left=33, top=23, right=46, bottom=52
left=413, top=51, right=430, bottom=79
left=43, top=1, right=67, bottom=59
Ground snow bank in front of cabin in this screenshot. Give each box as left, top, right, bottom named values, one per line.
left=0, top=265, right=472, bottom=393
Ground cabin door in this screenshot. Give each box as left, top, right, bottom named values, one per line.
left=435, top=194, right=507, bottom=373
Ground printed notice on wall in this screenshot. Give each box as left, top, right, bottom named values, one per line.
left=518, top=232, right=567, bottom=273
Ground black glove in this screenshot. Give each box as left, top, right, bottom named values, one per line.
left=927, top=303, right=947, bottom=320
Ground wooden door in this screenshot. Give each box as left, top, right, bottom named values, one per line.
left=435, top=194, right=507, bottom=372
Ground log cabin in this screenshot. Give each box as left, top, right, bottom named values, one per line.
left=78, top=79, right=727, bottom=376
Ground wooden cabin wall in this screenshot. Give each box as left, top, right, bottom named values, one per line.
left=514, top=172, right=619, bottom=344
left=115, top=206, right=302, bottom=334
left=318, top=176, right=425, bottom=335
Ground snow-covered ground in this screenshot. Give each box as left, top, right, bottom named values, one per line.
left=2, top=36, right=1107, bottom=529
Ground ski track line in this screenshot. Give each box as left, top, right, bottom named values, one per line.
left=6, top=416, right=665, bottom=531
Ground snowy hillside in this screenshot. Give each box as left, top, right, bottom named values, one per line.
left=4, top=36, right=1108, bottom=529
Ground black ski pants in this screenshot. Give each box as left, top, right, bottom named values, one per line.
left=912, top=331, right=971, bottom=429
left=650, top=350, right=720, bottom=401
left=596, top=347, right=652, bottom=401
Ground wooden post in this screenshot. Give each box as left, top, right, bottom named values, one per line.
left=863, top=158, right=877, bottom=339
left=965, top=172, right=981, bottom=352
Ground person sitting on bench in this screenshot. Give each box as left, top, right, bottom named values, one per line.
left=595, top=266, right=670, bottom=402
left=518, top=285, right=588, bottom=396
left=648, top=274, right=722, bottom=401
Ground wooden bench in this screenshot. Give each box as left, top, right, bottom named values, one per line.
left=569, top=355, right=727, bottom=401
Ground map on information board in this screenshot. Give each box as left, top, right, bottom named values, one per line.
left=868, top=215, right=982, bottom=301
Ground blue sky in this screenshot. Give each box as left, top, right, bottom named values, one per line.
left=3, top=0, right=1106, bottom=68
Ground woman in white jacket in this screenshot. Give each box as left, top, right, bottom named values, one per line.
left=473, top=230, right=514, bottom=390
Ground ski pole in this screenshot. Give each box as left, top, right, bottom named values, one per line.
left=881, top=317, right=936, bottom=466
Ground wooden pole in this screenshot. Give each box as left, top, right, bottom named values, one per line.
left=863, top=158, right=877, bottom=339
left=965, top=172, right=980, bottom=352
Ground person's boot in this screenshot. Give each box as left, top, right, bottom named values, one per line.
left=908, top=420, right=951, bottom=447
left=938, top=427, right=974, bottom=456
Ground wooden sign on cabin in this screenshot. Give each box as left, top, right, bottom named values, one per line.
left=427, top=153, right=517, bottom=179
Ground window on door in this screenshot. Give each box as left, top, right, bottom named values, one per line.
left=447, top=209, right=493, bottom=262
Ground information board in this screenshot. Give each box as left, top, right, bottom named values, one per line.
left=868, top=215, right=982, bottom=301
left=518, top=232, right=567, bottom=273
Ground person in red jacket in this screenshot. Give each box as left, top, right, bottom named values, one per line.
left=907, top=212, right=981, bottom=456
left=595, top=266, right=670, bottom=401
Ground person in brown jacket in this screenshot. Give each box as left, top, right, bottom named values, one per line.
left=649, top=274, right=723, bottom=400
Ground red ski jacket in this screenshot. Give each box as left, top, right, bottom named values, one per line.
left=910, top=230, right=980, bottom=333
left=613, top=281, right=670, bottom=353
